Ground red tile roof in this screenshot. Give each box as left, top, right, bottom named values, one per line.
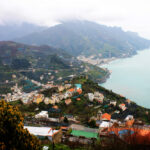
left=101, top=113, right=111, bottom=121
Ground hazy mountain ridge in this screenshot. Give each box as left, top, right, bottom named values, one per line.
left=0, top=23, right=47, bottom=41
left=15, top=20, right=150, bottom=58
left=0, top=41, right=73, bottom=68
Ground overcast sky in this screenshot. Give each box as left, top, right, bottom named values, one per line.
left=0, top=0, right=150, bottom=39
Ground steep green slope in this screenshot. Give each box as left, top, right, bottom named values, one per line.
left=0, top=41, right=109, bottom=93
left=15, top=20, right=150, bottom=58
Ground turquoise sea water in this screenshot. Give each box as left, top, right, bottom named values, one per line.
left=100, top=49, right=150, bottom=108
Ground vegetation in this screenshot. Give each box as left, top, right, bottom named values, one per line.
left=88, top=120, right=97, bottom=128
left=0, top=41, right=109, bottom=93
left=11, top=58, right=31, bottom=69
left=0, top=100, right=41, bottom=150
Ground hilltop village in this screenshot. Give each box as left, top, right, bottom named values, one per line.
left=2, top=76, right=150, bottom=149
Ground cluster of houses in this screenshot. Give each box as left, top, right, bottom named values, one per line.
left=3, top=79, right=150, bottom=147
left=88, top=91, right=104, bottom=103
left=3, top=82, right=77, bottom=104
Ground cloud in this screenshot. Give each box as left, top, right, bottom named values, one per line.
left=0, top=0, right=150, bottom=39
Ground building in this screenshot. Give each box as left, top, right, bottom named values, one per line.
left=124, top=115, right=134, bottom=121
left=101, top=113, right=111, bottom=121
left=98, top=121, right=112, bottom=129
left=24, top=126, right=60, bottom=141
left=65, top=99, right=72, bottom=105
left=33, top=94, right=44, bottom=104
left=44, top=97, right=50, bottom=105
left=64, top=84, right=72, bottom=89
left=76, top=88, right=82, bottom=94
left=119, top=103, right=126, bottom=111
left=110, top=101, right=117, bottom=106
left=68, top=88, right=75, bottom=93
left=58, top=85, right=65, bottom=92
left=35, top=111, right=49, bottom=119
left=88, top=93, right=94, bottom=102
left=51, top=94, right=60, bottom=104
left=75, top=84, right=82, bottom=90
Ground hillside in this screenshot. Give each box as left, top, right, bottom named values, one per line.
left=15, top=20, right=150, bottom=58
left=0, top=41, right=109, bottom=94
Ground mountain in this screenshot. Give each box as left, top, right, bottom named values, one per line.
left=15, top=20, right=150, bottom=58
left=0, top=41, right=109, bottom=94
left=0, top=23, right=46, bottom=41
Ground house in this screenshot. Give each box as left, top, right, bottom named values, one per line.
left=51, top=94, right=60, bottom=103
left=68, top=88, right=75, bottom=93
left=76, top=88, right=82, bottom=94
left=97, top=121, right=112, bottom=129
left=76, top=98, right=81, bottom=101
left=88, top=93, right=94, bottom=102
left=94, top=92, right=104, bottom=103
left=124, top=115, right=134, bottom=121
left=65, top=99, right=72, bottom=105
left=49, top=98, right=55, bottom=105
left=64, top=84, right=72, bottom=89
left=75, top=84, right=82, bottom=90
left=58, top=85, right=65, bottom=92
left=21, top=93, right=33, bottom=104
left=24, top=126, right=60, bottom=141
left=101, top=113, right=111, bottom=121
left=119, top=103, right=127, bottom=111
left=53, top=105, right=59, bottom=109
left=64, top=92, right=69, bottom=99
left=35, top=111, right=49, bottom=119
left=44, top=97, right=50, bottom=105
left=110, top=101, right=117, bottom=106
left=33, top=94, right=44, bottom=104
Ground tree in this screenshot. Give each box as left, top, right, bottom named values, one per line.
left=88, top=119, right=96, bottom=128
left=0, top=100, right=41, bottom=150
left=64, top=117, right=69, bottom=123
left=11, top=58, right=31, bottom=69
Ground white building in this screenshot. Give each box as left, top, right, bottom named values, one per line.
left=35, top=111, right=49, bottom=119
left=110, top=101, right=117, bottom=106
left=99, top=121, right=112, bottom=128
left=24, top=126, right=59, bottom=141
left=124, top=115, right=134, bottom=121
left=88, top=93, right=94, bottom=102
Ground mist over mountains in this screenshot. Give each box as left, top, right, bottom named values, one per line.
left=0, top=20, right=149, bottom=58
left=14, top=20, right=150, bottom=58
left=0, top=23, right=46, bottom=41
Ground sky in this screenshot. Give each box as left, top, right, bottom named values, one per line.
left=0, top=0, right=150, bottom=39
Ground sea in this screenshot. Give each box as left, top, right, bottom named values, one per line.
left=100, top=48, right=150, bottom=108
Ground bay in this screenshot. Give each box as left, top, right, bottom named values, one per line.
left=100, top=49, right=150, bottom=108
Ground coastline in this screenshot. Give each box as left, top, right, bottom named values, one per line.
left=97, top=48, right=150, bottom=108
left=78, top=48, right=150, bottom=85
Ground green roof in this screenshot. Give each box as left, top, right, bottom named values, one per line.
left=71, top=130, right=98, bottom=139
